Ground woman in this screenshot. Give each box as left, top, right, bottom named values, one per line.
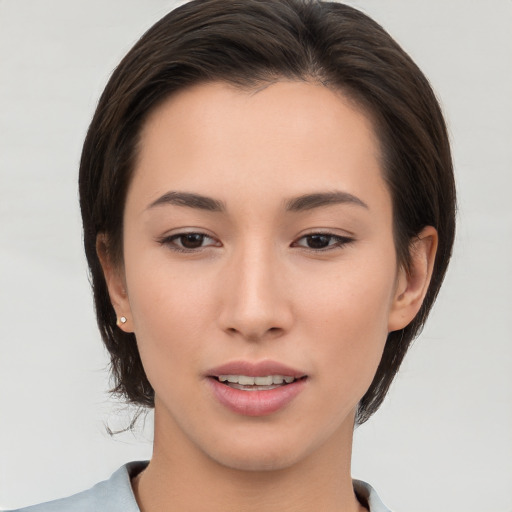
left=8, top=0, right=455, bottom=510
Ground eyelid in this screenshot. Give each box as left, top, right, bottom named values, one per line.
left=156, top=228, right=354, bottom=253
left=291, top=231, right=355, bottom=251
left=156, top=229, right=221, bottom=253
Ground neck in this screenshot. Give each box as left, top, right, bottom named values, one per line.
left=133, top=408, right=365, bottom=512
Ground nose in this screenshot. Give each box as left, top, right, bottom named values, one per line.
left=217, top=241, right=293, bottom=342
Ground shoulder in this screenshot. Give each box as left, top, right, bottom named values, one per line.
left=7, top=465, right=389, bottom=512
left=353, top=479, right=392, bottom=512
left=5, top=461, right=148, bottom=512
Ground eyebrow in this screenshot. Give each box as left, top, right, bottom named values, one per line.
left=147, top=190, right=368, bottom=213
left=148, top=191, right=225, bottom=212
left=285, top=191, right=368, bottom=211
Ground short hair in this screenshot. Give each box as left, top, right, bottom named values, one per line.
left=79, top=0, right=456, bottom=425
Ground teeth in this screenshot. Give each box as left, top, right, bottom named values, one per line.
left=239, top=375, right=255, bottom=385
left=218, top=375, right=296, bottom=385
left=255, top=376, right=273, bottom=385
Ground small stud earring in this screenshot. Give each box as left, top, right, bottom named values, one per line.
left=117, top=316, right=127, bottom=326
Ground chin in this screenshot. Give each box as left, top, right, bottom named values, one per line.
left=212, top=445, right=303, bottom=473
left=201, top=425, right=326, bottom=473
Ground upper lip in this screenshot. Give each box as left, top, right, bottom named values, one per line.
left=206, top=360, right=307, bottom=378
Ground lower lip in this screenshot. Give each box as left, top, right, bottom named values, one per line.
left=207, top=378, right=307, bottom=416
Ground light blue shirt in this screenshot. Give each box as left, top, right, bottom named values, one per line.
left=6, top=461, right=391, bottom=512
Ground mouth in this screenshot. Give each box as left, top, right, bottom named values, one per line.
left=206, top=361, right=308, bottom=416
left=212, top=374, right=307, bottom=391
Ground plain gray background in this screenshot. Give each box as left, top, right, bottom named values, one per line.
left=1, top=1, right=511, bottom=510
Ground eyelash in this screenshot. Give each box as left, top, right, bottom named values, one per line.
left=292, top=233, right=354, bottom=251
left=158, top=232, right=354, bottom=253
left=157, top=232, right=220, bottom=253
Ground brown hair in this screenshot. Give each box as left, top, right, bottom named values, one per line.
left=79, top=0, right=456, bottom=424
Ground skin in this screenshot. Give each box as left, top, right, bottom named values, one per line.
left=99, top=81, right=437, bottom=512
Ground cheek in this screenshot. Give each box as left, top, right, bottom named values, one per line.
left=298, top=253, right=396, bottom=385
left=302, top=256, right=395, bottom=330
left=122, top=250, right=214, bottom=374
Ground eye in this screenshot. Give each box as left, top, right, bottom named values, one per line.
left=159, top=232, right=220, bottom=252
left=293, top=233, right=354, bottom=251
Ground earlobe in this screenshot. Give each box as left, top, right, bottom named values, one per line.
left=96, top=233, right=133, bottom=332
left=388, top=226, right=438, bottom=332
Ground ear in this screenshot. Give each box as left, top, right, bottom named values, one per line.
left=96, top=233, right=133, bottom=333
left=388, top=226, right=438, bottom=332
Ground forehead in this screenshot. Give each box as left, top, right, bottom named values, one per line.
left=130, top=80, right=389, bottom=215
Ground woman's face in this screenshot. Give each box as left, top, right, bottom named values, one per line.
left=107, top=81, right=422, bottom=471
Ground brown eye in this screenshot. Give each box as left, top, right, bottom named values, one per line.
left=305, top=234, right=332, bottom=249
left=293, top=233, right=354, bottom=251
left=179, top=233, right=206, bottom=249
left=159, top=232, right=220, bottom=252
